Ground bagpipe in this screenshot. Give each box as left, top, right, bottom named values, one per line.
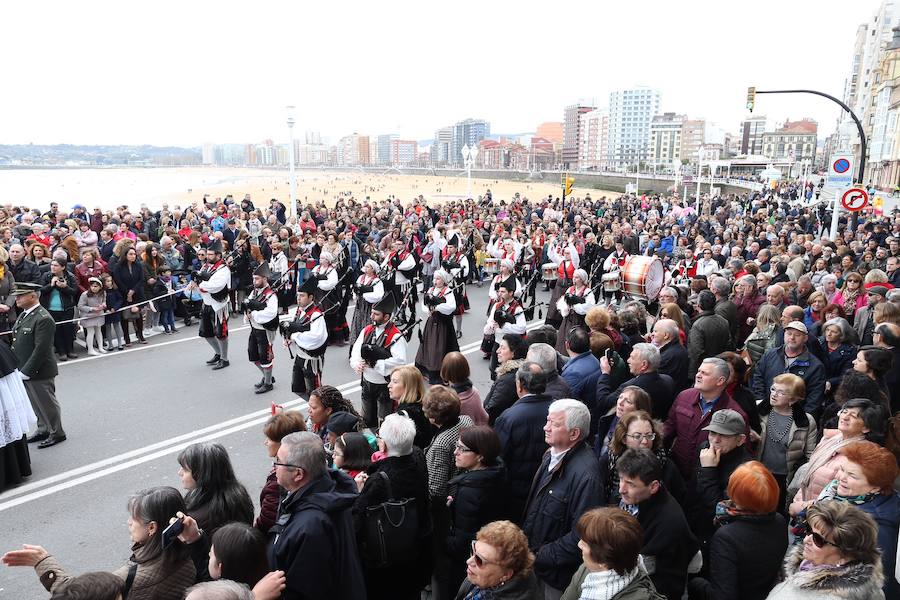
left=360, top=318, right=421, bottom=367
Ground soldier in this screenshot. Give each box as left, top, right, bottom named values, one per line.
left=195, top=240, right=231, bottom=370
left=243, top=262, right=280, bottom=394
left=284, top=276, right=328, bottom=398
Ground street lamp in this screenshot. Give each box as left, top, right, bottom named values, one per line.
left=286, top=105, right=296, bottom=218
left=461, top=144, right=478, bottom=199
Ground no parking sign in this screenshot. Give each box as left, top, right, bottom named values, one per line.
left=827, top=152, right=854, bottom=188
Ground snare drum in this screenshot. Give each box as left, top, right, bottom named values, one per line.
left=541, top=263, right=558, bottom=282
left=484, top=257, right=500, bottom=275
left=601, top=271, right=621, bottom=293
left=622, top=256, right=665, bottom=301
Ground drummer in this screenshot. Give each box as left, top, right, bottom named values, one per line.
left=669, top=247, right=698, bottom=285
left=554, top=268, right=596, bottom=354
left=602, top=235, right=629, bottom=274
left=545, top=241, right=579, bottom=329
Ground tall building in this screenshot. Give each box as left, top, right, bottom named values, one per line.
left=607, top=87, right=660, bottom=169
left=338, top=133, right=369, bottom=166
left=738, top=116, right=767, bottom=155
left=681, top=119, right=706, bottom=164
left=873, top=26, right=900, bottom=187
left=649, top=113, right=685, bottom=166
left=390, top=140, right=418, bottom=166
left=578, top=108, right=609, bottom=170
left=450, top=119, right=490, bottom=167
left=536, top=122, right=564, bottom=144
left=762, top=119, right=818, bottom=162
left=201, top=143, right=215, bottom=165
left=432, top=126, right=453, bottom=165
left=376, top=134, right=397, bottom=165
left=562, top=104, right=595, bottom=168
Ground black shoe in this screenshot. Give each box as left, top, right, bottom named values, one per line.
left=57, top=354, right=68, bottom=362
left=254, top=379, right=265, bottom=389
left=205, top=354, right=221, bottom=365
left=26, top=432, right=49, bottom=444
left=255, top=383, right=274, bottom=394
left=212, top=360, right=230, bottom=370
left=38, top=435, right=67, bottom=449
left=67, top=352, right=78, bottom=359
left=456, top=330, right=462, bottom=339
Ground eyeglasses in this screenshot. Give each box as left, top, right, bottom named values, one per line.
left=454, top=443, right=474, bottom=454
left=470, top=541, right=499, bottom=568
left=769, top=387, right=792, bottom=397
left=625, top=433, right=656, bottom=442
left=273, top=460, right=301, bottom=470
left=807, top=531, right=842, bottom=550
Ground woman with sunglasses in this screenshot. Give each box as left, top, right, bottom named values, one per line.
left=457, top=520, right=540, bottom=599
left=767, top=501, right=884, bottom=600
left=838, top=272, right=867, bottom=321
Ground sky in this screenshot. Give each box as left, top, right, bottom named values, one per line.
left=0, top=0, right=883, bottom=147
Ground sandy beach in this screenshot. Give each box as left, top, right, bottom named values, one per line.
left=0, top=167, right=612, bottom=212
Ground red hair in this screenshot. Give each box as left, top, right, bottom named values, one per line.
left=840, top=441, right=899, bottom=494
left=727, top=461, right=780, bottom=513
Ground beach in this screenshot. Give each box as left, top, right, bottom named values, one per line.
left=0, top=167, right=610, bottom=213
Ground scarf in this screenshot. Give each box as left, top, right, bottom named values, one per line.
left=580, top=567, right=638, bottom=600
left=843, top=288, right=860, bottom=314
left=791, top=479, right=878, bottom=537
left=713, top=499, right=764, bottom=528
left=463, top=580, right=509, bottom=600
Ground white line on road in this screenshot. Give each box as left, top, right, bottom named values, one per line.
left=0, top=320, right=543, bottom=512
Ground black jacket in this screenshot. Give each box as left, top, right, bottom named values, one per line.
left=687, top=311, right=733, bottom=378
left=523, top=442, right=603, bottom=591
left=8, top=258, right=42, bottom=284
left=113, top=260, right=146, bottom=304
left=683, top=443, right=752, bottom=543
left=485, top=359, right=523, bottom=425
left=595, top=371, right=675, bottom=422
left=687, top=512, right=788, bottom=600
left=635, top=487, right=698, bottom=600
left=446, top=464, right=509, bottom=560
left=714, top=298, right=739, bottom=345
left=396, top=401, right=435, bottom=450
left=494, top=393, right=553, bottom=522
left=658, top=341, right=690, bottom=393
left=544, top=372, right=572, bottom=400
left=819, top=340, right=856, bottom=390
left=269, top=470, right=366, bottom=600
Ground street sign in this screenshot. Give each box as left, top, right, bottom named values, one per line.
left=826, top=152, right=854, bottom=188
left=841, top=187, right=869, bottom=212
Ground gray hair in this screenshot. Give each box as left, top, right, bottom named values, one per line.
left=654, top=318, right=680, bottom=341
left=821, top=274, right=837, bottom=286
left=789, top=243, right=803, bottom=256
left=548, top=399, right=590, bottom=441
left=631, top=343, right=660, bottom=370
left=281, top=432, right=326, bottom=480
left=659, top=286, right=678, bottom=299
left=159, top=235, right=173, bottom=246
left=738, top=274, right=757, bottom=290
left=701, top=357, right=731, bottom=380
left=888, top=289, right=900, bottom=303
left=516, top=361, right=547, bottom=394
left=185, top=580, right=253, bottom=600
left=433, top=269, right=452, bottom=285
left=711, top=276, right=731, bottom=297
left=823, top=317, right=854, bottom=344
left=526, top=342, right=558, bottom=374
left=379, top=413, right=416, bottom=457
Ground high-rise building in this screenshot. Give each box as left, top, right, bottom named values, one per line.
left=562, top=104, right=595, bottom=168
left=358, top=136, right=370, bottom=166
left=762, top=119, right=818, bottom=162
left=376, top=134, right=397, bottom=165
left=681, top=119, right=706, bottom=164
left=432, top=126, right=453, bottom=165
left=390, top=140, right=418, bottom=166
left=607, top=88, right=660, bottom=169
left=649, top=113, right=685, bottom=166
left=450, top=119, right=490, bottom=166
left=738, top=116, right=767, bottom=155
left=871, top=26, right=900, bottom=187
left=578, top=108, right=609, bottom=170
left=201, top=143, right=215, bottom=165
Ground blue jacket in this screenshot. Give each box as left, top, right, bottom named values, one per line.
left=494, top=393, right=553, bottom=521
left=560, top=352, right=600, bottom=405
left=751, top=345, right=826, bottom=417
left=523, top=442, right=603, bottom=591
left=818, top=340, right=856, bottom=390
left=659, top=236, right=675, bottom=255
left=858, top=493, right=900, bottom=600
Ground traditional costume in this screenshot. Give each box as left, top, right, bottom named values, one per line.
left=198, top=240, right=231, bottom=369
left=554, top=269, right=597, bottom=354
left=244, top=262, right=280, bottom=394
left=441, top=235, right=470, bottom=338
left=544, top=243, right=579, bottom=328
left=482, top=276, right=527, bottom=378
left=312, top=253, right=348, bottom=345
left=381, top=242, right=418, bottom=323
left=414, top=270, right=458, bottom=383
left=287, top=277, right=328, bottom=397
left=349, top=259, right=385, bottom=344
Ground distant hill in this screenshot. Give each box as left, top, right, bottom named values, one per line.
left=0, top=144, right=201, bottom=166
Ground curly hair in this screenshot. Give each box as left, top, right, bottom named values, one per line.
left=610, top=410, right=661, bottom=456
left=585, top=306, right=611, bottom=331
left=475, top=521, right=534, bottom=577
left=310, top=385, right=362, bottom=420
left=422, top=385, right=460, bottom=426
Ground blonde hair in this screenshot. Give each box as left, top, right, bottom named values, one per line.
left=391, top=365, right=425, bottom=406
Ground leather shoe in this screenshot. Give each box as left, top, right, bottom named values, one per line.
left=212, top=360, right=230, bottom=370
left=27, top=432, right=49, bottom=443
left=255, top=383, right=274, bottom=394
left=205, top=354, right=220, bottom=365
left=38, top=435, right=66, bottom=449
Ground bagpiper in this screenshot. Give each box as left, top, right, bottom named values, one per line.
left=414, top=269, right=458, bottom=384
left=283, top=276, right=328, bottom=398
left=441, top=234, right=470, bottom=339
left=196, top=240, right=231, bottom=370
left=482, top=259, right=521, bottom=359
left=483, top=277, right=527, bottom=378
left=311, top=252, right=348, bottom=345
left=544, top=242, right=579, bottom=329
left=349, top=293, right=407, bottom=428
left=381, top=238, right=418, bottom=324
left=349, top=259, right=385, bottom=344
left=554, top=268, right=596, bottom=354
left=243, top=262, right=280, bottom=394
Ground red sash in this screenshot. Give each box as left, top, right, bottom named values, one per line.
left=362, top=323, right=402, bottom=346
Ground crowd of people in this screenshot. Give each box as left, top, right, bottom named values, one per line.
left=3, top=183, right=900, bottom=599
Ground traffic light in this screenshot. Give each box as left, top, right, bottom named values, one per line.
left=564, top=177, right=574, bottom=197
left=746, top=87, right=756, bottom=113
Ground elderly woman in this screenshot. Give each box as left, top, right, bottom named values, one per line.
left=820, top=317, right=857, bottom=396
left=769, top=503, right=885, bottom=599
left=554, top=268, right=596, bottom=355
left=2, top=487, right=195, bottom=600
left=820, top=274, right=844, bottom=306
left=352, top=413, right=431, bottom=600
left=788, top=398, right=886, bottom=518
left=757, top=374, right=818, bottom=514
left=455, top=521, right=540, bottom=599
left=484, top=334, right=528, bottom=425
left=388, top=364, right=434, bottom=449
left=254, top=410, right=306, bottom=534
left=349, top=258, right=385, bottom=343
left=734, top=274, right=767, bottom=346
left=563, top=508, right=662, bottom=600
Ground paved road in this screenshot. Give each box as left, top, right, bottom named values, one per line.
left=0, top=278, right=554, bottom=598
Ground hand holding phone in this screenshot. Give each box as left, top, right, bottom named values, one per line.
left=161, top=516, right=184, bottom=549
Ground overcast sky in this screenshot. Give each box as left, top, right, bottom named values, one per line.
left=0, top=0, right=882, bottom=147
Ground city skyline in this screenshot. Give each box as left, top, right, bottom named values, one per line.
left=0, top=0, right=877, bottom=148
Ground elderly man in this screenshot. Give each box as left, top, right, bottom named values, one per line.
left=765, top=284, right=786, bottom=313
left=789, top=275, right=814, bottom=307
left=494, top=361, right=554, bottom=522
left=652, top=319, right=689, bottom=393
left=523, top=399, right=602, bottom=599
left=526, top=342, right=572, bottom=400
left=752, top=320, right=826, bottom=418
left=688, top=290, right=733, bottom=379
left=855, top=285, right=889, bottom=345
left=7, top=244, right=41, bottom=284
left=664, top=357, right=749, bottom=479
left=596, top=342, right=675, bottom=421
left=787, top=244, right=807, bottom=282
left=559, top=328, right=599, bottom=408
left=159, top=235, right=184, bottom=271
left=734, top=274, right=765, bottom=345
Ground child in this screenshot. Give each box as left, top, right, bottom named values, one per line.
left=332, top=432, right=372, bottom=479
left=78, top=277, right=107, bottom=355
left=102, top=274, right=125, bottom=351
left=154, top=265, right=176, bottom=334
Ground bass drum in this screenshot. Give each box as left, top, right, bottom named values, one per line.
left=622, top=256, right=664, bottom=301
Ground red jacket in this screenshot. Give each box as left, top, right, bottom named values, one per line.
left=734, top=293, right=765, bottom=345
left=663, top=388, right=750, bottom=480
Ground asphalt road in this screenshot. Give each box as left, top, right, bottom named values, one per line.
left=0, top=276, right=554, bottom=598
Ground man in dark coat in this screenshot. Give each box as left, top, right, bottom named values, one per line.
left=687, top=291, right=733, bottom=379
left=711, top=276, right=738, bottom=344
left=617, top=448, right=698, bottom=600
left=269, top=432, right=366, bottom=600
left=7, top=244, right=41, bottom=284
left=526, top=342, right=572, bottom=400
left=494, top=361, right=553, bottom=523
left=523, top=399, right=603, bottom=596
left=11, top=282, right=65, bottom=448
left=751, top=320, right=826, bottom=418
left=559, top=328, right=600, bottom=409
left=653, top=319, right=690, bottom=393
left=595, top=342, right=674, bottom=421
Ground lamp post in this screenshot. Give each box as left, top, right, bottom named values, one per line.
left=695, top=146, right=704, bottom=211
left=461, top=144, right=478, bottom=199
left=286, top=105, right=296, bottom=219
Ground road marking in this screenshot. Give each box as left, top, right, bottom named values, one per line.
left=0, top=320, right=542, bottom=511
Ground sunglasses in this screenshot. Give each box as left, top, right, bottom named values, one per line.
left=807, top=531, right=841, bottom=550
left=470, top=541, right=498, bottom=568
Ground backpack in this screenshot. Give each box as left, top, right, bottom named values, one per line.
left=359, top=471, right=419, bottom=568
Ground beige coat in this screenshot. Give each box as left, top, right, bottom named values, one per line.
left=757, top=407, right=818, bottom=484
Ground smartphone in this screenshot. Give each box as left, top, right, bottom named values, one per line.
left=161, top=517, right=184, bottom=549
left=604, top=348, right=613, bottom=363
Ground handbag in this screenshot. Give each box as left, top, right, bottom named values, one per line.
left=360, top=471, right=419, bottom=568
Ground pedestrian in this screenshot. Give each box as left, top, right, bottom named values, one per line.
left=77, top=276, right=107, bottom=355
